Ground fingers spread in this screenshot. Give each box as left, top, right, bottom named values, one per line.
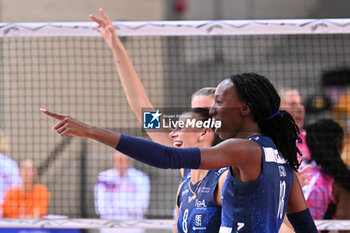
left=90, top=14, right=106, bottom=28
left=94, top=26, right=102, bottom=35
left=100, top=8, right=112, bottom=25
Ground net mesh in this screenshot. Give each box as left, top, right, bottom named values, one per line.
left=0, top=20, right=350, bottom=230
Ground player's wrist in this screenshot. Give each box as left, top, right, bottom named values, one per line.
left=112, top=41, right=124, bottom=55
left=86, top=125, right=97, bottom=139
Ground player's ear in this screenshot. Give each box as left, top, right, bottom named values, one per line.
left=198, top=128, right=212, bottom=142
left=241, top=103, right=251, bottom=116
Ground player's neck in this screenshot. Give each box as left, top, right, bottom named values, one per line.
left=236, top=121, right=260, bottom=139
left=190, top=169, right=209, bottom=184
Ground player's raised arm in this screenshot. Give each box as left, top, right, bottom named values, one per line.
left=90, top=9, right=172, bottom=146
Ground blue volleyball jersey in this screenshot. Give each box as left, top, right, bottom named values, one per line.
left=219, top=136, right=294, bottom=233
left=183, top=168, right=191, bottom=181
left=177, top=168, right=228, bottom=233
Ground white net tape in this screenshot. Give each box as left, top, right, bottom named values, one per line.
left=0, top=18, right=350, bottom=37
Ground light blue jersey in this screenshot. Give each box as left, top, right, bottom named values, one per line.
left=177, top=168, right=228, bottom=233
left=219, top=136, right=294, bottom=233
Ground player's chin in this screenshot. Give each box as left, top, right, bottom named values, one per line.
left=215, top=128, right=225, bottom=139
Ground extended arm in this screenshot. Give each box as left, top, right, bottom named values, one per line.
left=90, top=9, right=172, bottom=146
left=41, top=109, right=260, bottom=170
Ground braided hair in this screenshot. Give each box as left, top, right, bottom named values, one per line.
left=306, top=119, right=350, bottom=190
left=229, top=73, right=301, bottom=171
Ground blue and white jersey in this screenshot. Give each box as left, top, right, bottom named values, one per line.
left=219, top=136, right=294, bottom=233
left=183, top=168, right=191, bottom=181
left=177, top=168, right=228, bottom=233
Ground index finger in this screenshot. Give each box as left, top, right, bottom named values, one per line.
left=40, top=108, right=65, bottom=121
left=99, top=8, right=112, bottom=25
left=90, top=14, right=106, bottom=28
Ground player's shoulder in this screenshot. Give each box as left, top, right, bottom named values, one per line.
left=249, top=135, right=275, bottom=147
left=216, top=167, right=229, bottom=175
left=219, top=137, right=261, bottom=149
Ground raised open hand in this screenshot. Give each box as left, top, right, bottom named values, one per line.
left=90, top=8, right=120, bottom=51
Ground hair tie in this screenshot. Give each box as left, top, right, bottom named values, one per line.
left=266, top=109, right=283, bottom=120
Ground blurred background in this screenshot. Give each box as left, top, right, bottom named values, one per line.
left=1, top=0, right=350, bottom=22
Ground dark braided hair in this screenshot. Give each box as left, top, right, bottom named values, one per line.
left=229, top=73, right=301, bottom=171
left=306, top=119, right=350, bottom=190
left=182, top=108, right=222, bottom=146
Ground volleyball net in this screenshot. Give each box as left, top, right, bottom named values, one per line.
left=0, top=19, right=350, bottom=231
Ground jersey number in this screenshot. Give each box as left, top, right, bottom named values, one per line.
left=237, top=222, right=245, bottom=231
left=182, top=209, right=189, bottom=233
left=277, top=180, right=286, bottom=219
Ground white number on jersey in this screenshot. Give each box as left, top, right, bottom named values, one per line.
left=277, top=180, right=286, bottom=219
left=182, top=209, right=189, bottom=233
left=237, top=222, right=245, bottom=231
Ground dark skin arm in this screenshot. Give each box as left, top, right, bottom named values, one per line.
left=286, top=172, right=309, bottom=214
left=42, top=109, right=262, bottom=182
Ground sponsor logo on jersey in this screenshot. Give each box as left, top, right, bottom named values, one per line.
left=194, top=199, right=206, bottom=208
left=200, top=187, right=210, bottom=193
left=195, top=214, right=202, bottom=227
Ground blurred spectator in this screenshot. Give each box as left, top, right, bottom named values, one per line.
left=332, top=91, right=350, bottom=166
left=0, top=136, right=21, bottom=217
left=280, top=88, right=311, bottom=160
left=3, top=159, right=50, bottom=218
left=322, top=68, right=350, bottom=106
left=322, top=68, right=350, bottom=166
left=305, top=119, right=350, bottom=223
left=95, top=151, right=150, bottom=233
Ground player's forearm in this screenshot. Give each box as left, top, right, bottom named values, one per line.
left=287, top=208, right=318, bottom=233
left=111, top=43, right=153, bottom=122
left=279, top=216, right=294, bottom=233
left=116, top=134, right=201, bottom=169
left=111, top=44, right=173, bottom=146
left=87, top=126, right=121, bottom=148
